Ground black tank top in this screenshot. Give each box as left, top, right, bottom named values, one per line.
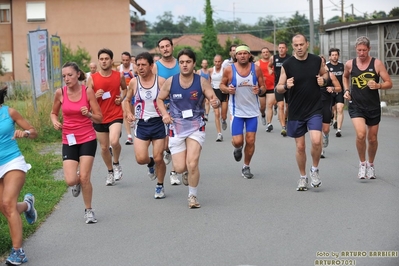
left=273, top=54, right=291, bottom=86
left=350, top=58, right=380, bottom=111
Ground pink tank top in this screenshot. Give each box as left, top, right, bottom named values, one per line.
left=61, top=85, right=96, bottom=144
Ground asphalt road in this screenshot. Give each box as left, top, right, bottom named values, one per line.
left=4, top=110, right=399, bottom=266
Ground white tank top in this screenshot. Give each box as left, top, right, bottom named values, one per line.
left=134, top=76, right=161, bottom=121
left=211, top=66, right=223, bottom=89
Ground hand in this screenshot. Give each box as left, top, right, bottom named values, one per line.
left=12, top=130, right=28, bottom=139
left=80, top=106, right=91, bottom=117
left=252, top=85, right=260, bottom=95
left=286, top=77, right=294, bottom=89
left=162, top=113, right=173, bottom=124
left=228, top=84, right=236, bottom=94
left=343, top=90, right=351, bottom=101
left=126, top=113, right=136, bottom=123
left=316, top=75, right=325, bottom=86
left=209, top=94, right=220, bottom=109
left=95, top=89, right=104, bottom=98
left=367, top=80, right=379, bottom=90
left=326, top=87, right=334, bottom=93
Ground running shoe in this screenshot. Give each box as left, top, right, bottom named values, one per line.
left=188, top=195, right=201, bottom=209
left=310, top=169, right=322, bottom=188
left=154, top=185, right=165, bottom=199
left=163, top=150, right=172, bottom=165
left=322, top=134, right=329, bottom=148
left=106, top=172, right=115, bottom=186
left=72, top=183, right=81, bottom=197
left=221, top=119, right=227, bottom=131
left=336, top=129, right=342, bottom=137
left=109, top=146, right=113, bottom=156
left=84, top=209, right=97, bottom=224
left=182, top=171, right=189, bottom=186
left=320, top=149, right=325, bottom=159
left=242, top=166, right=254, bottom=179
left=125, top=137, right=133, bottom=145
left=333, top=121, right=337, bottom=129
left=281, top=127, right=287, bottom=137
left=358, top=164, right=367, bottom=179
left=23, top=193, right=37, bottom=225
left=203, top=114, right=208, bottom=121
left=170, top=171, right=181, bottom=185
left=266, top=123, right=273, bottom=132
left=216, top=133, right=223, bottom=142
left=261, top=116, right=266, bottom=126
left=147, top=158, right=156, bottom=181
left=6, top=248, right=28, bottom=265
left=273, top=105, right=278, bottom=116
left=297, top=178, right=308, bottom=191
left=113, top=164, right=123, bottom=181
left=366, top=165, right=376, bottom=179
left=233, top=147, right=243, bottom=162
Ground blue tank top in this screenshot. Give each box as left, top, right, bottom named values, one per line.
left=199, top=69, right=209, bottom=80
left=155, top=59, right=180, bottom=79
left=169, top=73, right=205, bottom=137
left=0, top=106, right=22, bottom=166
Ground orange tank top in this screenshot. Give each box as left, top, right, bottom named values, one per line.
left=91, top=70, right=123, bottom=123
left=259, top=60, right=275, bottom=90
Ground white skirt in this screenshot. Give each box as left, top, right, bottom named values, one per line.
left=0, top=155, right=32, bottom=179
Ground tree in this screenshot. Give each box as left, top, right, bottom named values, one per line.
left=389, top=7, right=399, bottom=17
left=200, top=0, right=223, bottom=64
left=61, top=44, right=91, bottom=72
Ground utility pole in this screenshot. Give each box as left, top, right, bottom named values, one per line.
left=309, top=0, right=314, bottom=53
left=319, top=0, right=324, bottom=33
left=341, top=0, right=345, bottom=22
left=273, top=21, right=276, bottom=55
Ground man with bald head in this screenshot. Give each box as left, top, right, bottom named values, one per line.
left=83, top=62, right=97, bottom=85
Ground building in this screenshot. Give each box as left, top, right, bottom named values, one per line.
left=320, top=17, right=399, bottom=103
left=149, top=33, right=276, bottom=56
left=0, top=0, right=145, bottom=83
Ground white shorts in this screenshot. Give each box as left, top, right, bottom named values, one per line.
left=0, top=156, right=32, bottom=179
left=168, top=130, right=206, bottom=154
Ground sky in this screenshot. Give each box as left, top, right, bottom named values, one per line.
left=135, top=0, right=396, bottom=26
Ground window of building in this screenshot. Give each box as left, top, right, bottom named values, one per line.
left=0, top=3, right=11, bottom=23
left=0, top=52, right=12, bottom=73
left=26, top=2, right=46, bottom=22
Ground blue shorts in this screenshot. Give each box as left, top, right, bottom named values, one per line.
left=135, top=117, right=166, bottom=141
left=287, top=114, right=322, bottom=138
left=231, top=116, right=258, bottom=136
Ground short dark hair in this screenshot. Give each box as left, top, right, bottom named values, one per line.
left=278, top=42, right=288, bottom=47
left=122, top=51, right=131, bottom=58
left=157, top=37, right=173, bottom=47
left=230, top=44, right=238, bottom=52
left=177, top=48, right=196, bottom=63
left=135, top=52, right=154, bottom=65
left=98, top=48, right=113, bottom=59
left=293, top=33, right=308, bottom=43
left=329, top=48, right=340, bottom=56
left=62, top=62, right=86, bottom=81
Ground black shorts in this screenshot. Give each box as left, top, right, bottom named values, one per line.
left=321, top=98, right=333, bottom=124
left=332, top=91, right=344, bottom=105
left=213, top=89, right=229, bottom=102
left=258, top=90, right=274, bottom=98
left=62, top=139, right=97, bottom=161
left=93, top=119, right=123, bottom=133
left=348, top=104, right=381, bottom=126
left=275, top=88, right=288, bottom=103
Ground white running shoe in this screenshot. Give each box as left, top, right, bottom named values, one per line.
left=261, top=116, right=266, bottom=126
left=366, top=165, right=376, bottom=179
left=84, top=209, right=97, bottom=224
left=216, top=133, right=223, bottom=142
left=358, top=164, right=366, bottom=179
left=297, top=178, right=308, bottom=191
left=154, top=185, right=165, bottom=199
left=106, top=172, right=115, bottom=186
left=182, top=171, right=189, bottom=186
left=310, top=169, right=322, bottom=188
left=170, top=171, right=181, bottom=185
left=113, top=164, right=123, bottom=181
left=163, top=150, right=172, bottom=165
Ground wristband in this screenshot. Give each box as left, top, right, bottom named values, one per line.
left=284, top=84, right=289, bottom=90
left=88, top=112, right=93, bottom=118
left=24, top=130, right=30, bottom=138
